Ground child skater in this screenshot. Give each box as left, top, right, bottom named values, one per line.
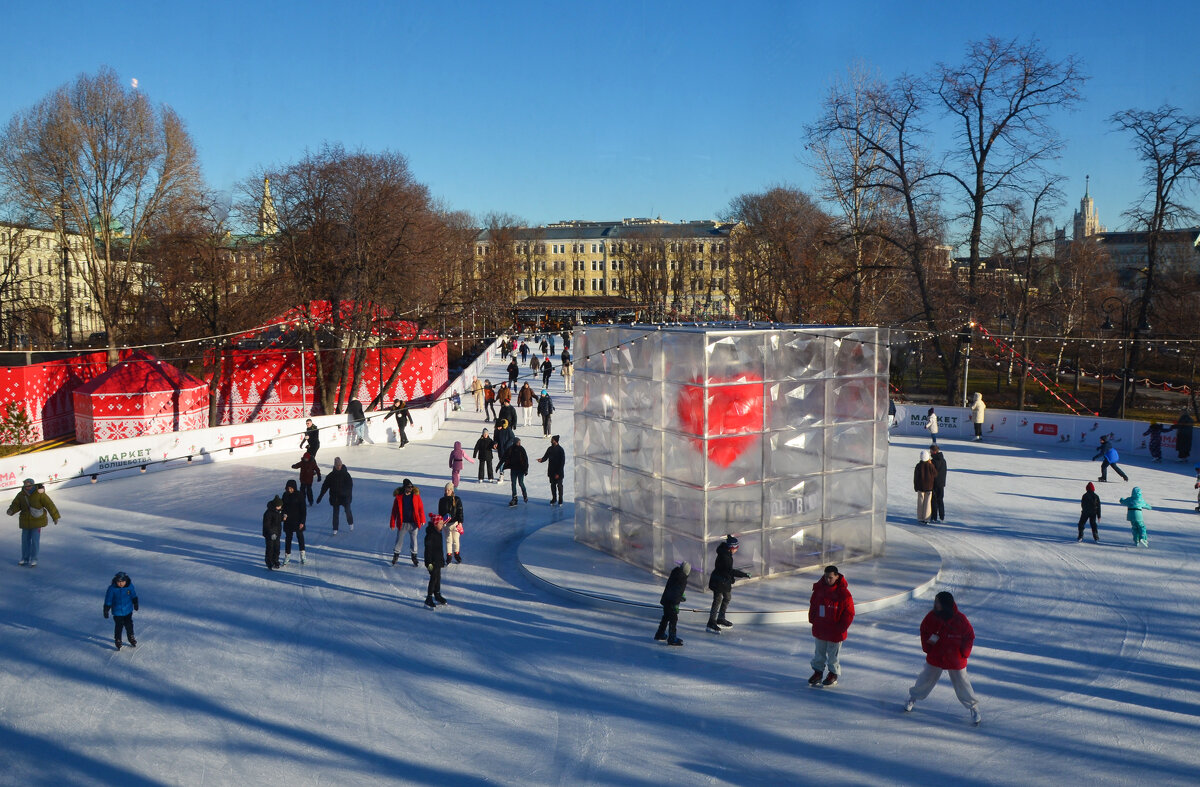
left=448, top=441, right=475, bottom=489
left=103, top=571, right=139, bottom=650
left=1118, top=487, right=1152, bottom=548
left=925, top=408, right=939, bottom=444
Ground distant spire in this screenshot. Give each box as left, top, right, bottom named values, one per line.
left=1084, top=174, right=1090, bottom=199
left=257, top=176, right=278, bottom=236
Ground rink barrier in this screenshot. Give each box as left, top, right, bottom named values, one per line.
left=893, top=405, right=1189, bottom=460
left=0, top=336, right=505, bottom=493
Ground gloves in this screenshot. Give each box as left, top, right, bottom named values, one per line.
left=103, top=606, right=110, bottom=619
left=133, top=599, right=139, bottom=611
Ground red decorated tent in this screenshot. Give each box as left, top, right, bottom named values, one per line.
left=73, top=351, right=209, bottom=442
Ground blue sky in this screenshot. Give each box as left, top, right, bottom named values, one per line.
left=2, top=1, right=1197, bottom=241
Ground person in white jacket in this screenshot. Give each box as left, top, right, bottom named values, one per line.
left=969, top=393, right=986, bottom=442
left=925, top=408, right=939, bottom=445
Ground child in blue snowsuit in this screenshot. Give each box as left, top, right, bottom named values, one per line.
left=1118, top=487, right=1152, bottom=548
left=103, top=571, right=139, bottom=650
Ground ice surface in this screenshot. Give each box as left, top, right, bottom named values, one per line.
left=3, top=351, right=1199, bottom=785
left=574, top=325, right=890, bottom=584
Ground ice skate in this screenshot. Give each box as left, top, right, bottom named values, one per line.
left=128, top=637, right=136, bottom=647
left=435, top=594, right=447, bottom=605
left=508, top=497, right=518, bottom=507
left=392, top=552, right=399, bottom=566
left=654, top=630, right=668, bottom=641
left=114, top=639, right=122, bottom=651
left=411, top=552, right=419, bottom=566
left=808, top=670, right=823, bottom=686
left=822, top=673, right=838, bottom=688
left=668, top=638, right=684, bottom=646
left=299, top=550, right=306, bottom=564
left=424, top=595, right=437, bottom=608
left=454, top=552, right=462, bottom=564
left=717, top=618, right=733, bottom=627
left=706, top=620, right=721, bottom=634
left=903, top=699, right=915, bottom=712
left=971, top=707, right=982, bottom=726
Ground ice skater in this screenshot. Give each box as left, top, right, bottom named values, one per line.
left=447, top=440, right=474, bottom=488
left=291, top=452, right=321, bottom=506
left=103, top=571, right=139, bottom=650
left=1175, top=410, right=1194, bottom=461
left=471, top=377, right=484, bottom=412
left=930, top=445, right=948, bottom=523
left=537, top=389, right=555, bottom=437
left=7, top=477, right=60, bottom=567
left=537, top=435, right=566, bottom=505
left=281, top=480, right=307, bottom=564
left=903, top=591, right=981, bottom=725
left=518, top=383, right=535, bottom=427
left=969, top=393, right=986, bottom=441
left=315, top=457, right=354, bottom=534
left=653, top=561, right=690, bottom=646
left=473, top=429, right=495, bottom=482
left=302, top=418, right=320, bottom=458
left=438, top=483, right=464, bottom=564
left=483, top=381, right=497, bottom=421
left=390, top=398, right=411, bottom=447
left=925, top=408, right=939, bottom=444
left=706, top=535, right=750, bottom=634
left=506, top=437, right=530, bottom=506
left=424, top=516, right=448, bottom=608
left=913, top=450, right=937, bottom=525
left=808, top=565, right=855, bottom=687
left=263, top=495, right=284, bottom=570
left=390, top=479, right=426, bottom=566
left=1093, top=436, right=1128, bottom=482
left=1119, top=487, right=1152, bottom=547
left=1143, top=421, right=1173, bottom=462
left=1078, top=482, right=1101, bottom=542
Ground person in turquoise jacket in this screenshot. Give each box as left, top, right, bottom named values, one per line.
left=1118, top=487, right=1152, bottom=548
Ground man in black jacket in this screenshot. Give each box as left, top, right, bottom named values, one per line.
left=496, top=400, right=518, bottom=436
left=506, top=437, right=530, bottom=506
left=389, top=398, right=411, bottom=447
left=537, top=434, right=566, bottom=505
left=423, top=517, right=447, bottom=607
left=930, top=445, right=948, bottom=523
left=537, top=391, right=555, bottom=437
left=302, top=418, right=320, bottom=458
left=707, top=535, right=750, bottom=634
left=347, top=399, right=368, bottom=445
left=315, top=457, right=354, bottom=534
left=472, top=429, right=495, bottom=482
left=654, top=562, right=690, bottom=646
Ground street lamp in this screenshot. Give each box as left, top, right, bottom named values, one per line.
left=1101, top=296, right=1151, bottom=420
left=960, top=321, right=975, bottom=407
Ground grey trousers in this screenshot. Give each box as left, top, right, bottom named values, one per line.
left=709, top=590, right=731, bottom=622
left=811, top=639, right=843, bottom=675
left=908, top=663, right=979, bottom=710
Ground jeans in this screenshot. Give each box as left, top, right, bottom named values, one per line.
left=510, top=473, right=527, bottom=500
left=20, top=528, right=41, bottom=563
left=332, top=503, right=354, bottom=531
left=395, top=523, right=420, bottom=554
left=908, top=663, right=979, bottom=710
left=811, top=639, right=843, bottom=675
left=285, top=528, right=306, bottom=553
left=1100, top=460, right=1128, bottom=481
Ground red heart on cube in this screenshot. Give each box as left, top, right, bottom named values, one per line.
left=676, top=375, right=764, bottom=467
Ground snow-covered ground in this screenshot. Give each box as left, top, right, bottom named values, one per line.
left=3, top=356, right=1199, bottom=786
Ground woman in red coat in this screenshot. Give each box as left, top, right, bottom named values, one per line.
left=904, top=591, right=982, bottom=724
left=808, top=565, right=855, bottom=687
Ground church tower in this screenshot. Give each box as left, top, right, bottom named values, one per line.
left=257, top=177, right=279, bottom=236
left=1072, top=175, right=1104, bottom=240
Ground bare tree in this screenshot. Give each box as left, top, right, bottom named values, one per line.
left=0, top=66, right=202, bottom=364
left=933, top=37, right=1085, bottom=305
left=1108, top=105, right=1200, bottom=415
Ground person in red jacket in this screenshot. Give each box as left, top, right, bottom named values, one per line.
left=389, top=479, right=426, bottom=567
left=904, top=591, right=981, bottom=725
left=808, top=565, right=855, bottom=687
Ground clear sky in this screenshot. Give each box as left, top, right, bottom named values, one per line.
left=2, top=1, right=1197, bottom=240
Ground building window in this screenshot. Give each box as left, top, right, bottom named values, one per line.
left=591, top=244, right=597, bottom=253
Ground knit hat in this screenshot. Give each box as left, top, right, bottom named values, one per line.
left=402, top=478, right=413, bottom=490
left=927, top=407, right=935, bottom=415
left=22, top=478, right=34, bottom=487
left=919, top=450, right=931, bottom=462
left=680, top=561, right=692, bottom=575
left=725, top=534, right=739, bottom=549
left=269, top=495, right=283, bottom=508
left=1086, top=482, right=1095, bottom=492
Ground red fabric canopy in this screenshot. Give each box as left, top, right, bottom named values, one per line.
left=73, top=351, right=209, bottom=442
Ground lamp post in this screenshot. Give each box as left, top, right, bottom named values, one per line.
left=1101, top=296, right=1150, bottom=420
left=58, top=198, right=73, bottom=350
left=960, top=321, right=975, bottom=407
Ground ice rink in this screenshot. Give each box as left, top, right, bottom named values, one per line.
left=2, top=355, right=1199, bottom=786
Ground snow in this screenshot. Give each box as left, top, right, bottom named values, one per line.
left=3, top=356, right=1200, bottom=786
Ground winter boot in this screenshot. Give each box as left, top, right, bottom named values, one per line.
left=299, top=550, right=306, bottom=564
left=822, top=673, right=838, bottom=687
left=706, top=620, right=722, bottom=634
left=411, top=552, right=419, bottom=566
left=392, top=552, right=400, bottom=566
left=668, top=638, right=684, bottom=646
left=454, top=552, right=462, bottom=564
left=115, top=639, right=122, bottom=650
left=424, top=595, right=437, bottom=608
left=717, top=618, right=733, bottom=627
left=808, top=670, right=823, bottom=686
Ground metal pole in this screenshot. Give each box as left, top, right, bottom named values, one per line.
left=301, top=349, right=307, bottom=416
left=962, top=342, right=971, bottom=408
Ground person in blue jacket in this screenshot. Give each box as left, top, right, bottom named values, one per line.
left=1119, top=487, right=1152, bottom=547
left=103, top=571, right=139, bottom=650
left=1092, top=436, right=1129, bottom=482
